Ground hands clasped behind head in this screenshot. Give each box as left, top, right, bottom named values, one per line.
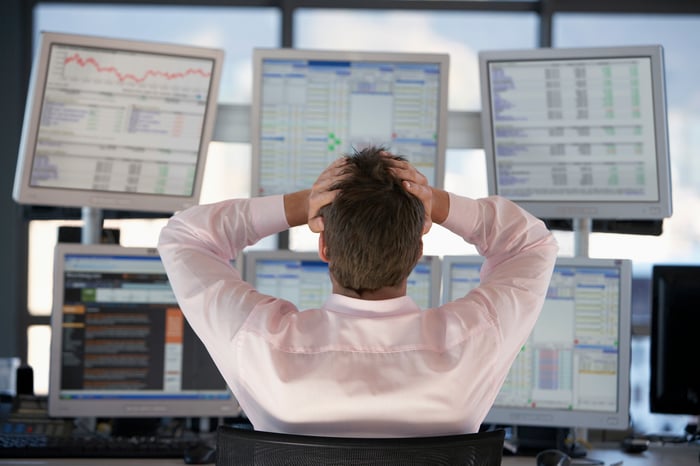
left=307, top=149, right=433, bottom=235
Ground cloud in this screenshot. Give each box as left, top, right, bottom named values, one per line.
left=297, top=12, right=481, bottom=110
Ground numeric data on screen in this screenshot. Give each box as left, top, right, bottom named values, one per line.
left=31, top=44, right=215, bottom=196
left=257, top=58, right=442, bottom=195
left=255, top=260, right=332, bottom=309
left=445, top=261, right=623, bottom=413
left=488, top=56, right=660, bottom=202
left=252, top=258, right=435, bottom=310
left=495, top=266, right=622, bottom=412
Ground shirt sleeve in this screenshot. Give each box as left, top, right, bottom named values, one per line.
left=156, top=195, right=290, bottom=355
left=440, top=193, right=559, bottom=359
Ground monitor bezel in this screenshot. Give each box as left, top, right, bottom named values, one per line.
left=48, top=243, right=241, bottom=418
left=250, top=47, right=449, bottom=197
left=13, top=31, right=224, bottom=213
left=479, top=45, right=672, bottom=220
left=442, top=255, right=633, bottom=430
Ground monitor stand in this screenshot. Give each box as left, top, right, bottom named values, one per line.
left=573, top=217, right=592, bottom=258
left=81, top=207, right=104, bottom=245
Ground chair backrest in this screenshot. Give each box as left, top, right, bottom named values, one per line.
left=215, top=425, right=505, bottom=466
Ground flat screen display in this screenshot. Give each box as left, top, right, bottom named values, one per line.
left=251, top=48, right=449, bottom=196
left=479, top=45, right=672, bottom=220
left=650, top=265, right=700, bottom=416
left=48, top=244, right=240, bottom=418
left=442, top=255, right=632, bottom=429
left=13, top=32, right=223, bottom=213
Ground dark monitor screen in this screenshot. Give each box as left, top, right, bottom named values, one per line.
left=650, top=265, right=700, bottom=416
left=442, top=256, right=633, bottom=430
left=48, top=244, right=240, bottom=418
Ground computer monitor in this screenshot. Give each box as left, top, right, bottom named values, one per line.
left=442, top=255, right=633, bottom=430
left=479, top=45, right=672, bottom=220
left=250, top=48, right=449, bottom=196
left=649, top=265, right=700, bottom=417
left=244, top=250, right=441, bottom=310
left=13, top=31, right=223, bottom=213
left=48, top=243, right=241, bottom=418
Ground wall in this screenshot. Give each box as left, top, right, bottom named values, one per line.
left=0, top=0, right=29, bottom=358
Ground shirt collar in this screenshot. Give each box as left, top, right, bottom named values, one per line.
left=322, top=293, right=421, bottom=317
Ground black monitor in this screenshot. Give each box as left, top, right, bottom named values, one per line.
left=48, top=244, right=241, bottom=418
left=650, top=265, right=700, bottom=418
left=13, top=31, right=223, bottom=213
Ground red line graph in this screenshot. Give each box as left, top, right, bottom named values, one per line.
left=63, top=52, right=211, bottom=83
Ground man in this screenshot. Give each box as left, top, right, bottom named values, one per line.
left=157, top=147, right=558, bottom=438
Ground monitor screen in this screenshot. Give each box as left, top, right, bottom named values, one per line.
left=244, top=250, right=441, bottom=310
left=650, top=265, right=700, bottom=416
left=250, top=48, right=449, bottom=196
left=479, top=45, right=672, bottom=220
left=442, top=256, right=632, bottom=429
left=13, top=31, right=223, bottom=213
left=48, top=244, right=241, bottom=418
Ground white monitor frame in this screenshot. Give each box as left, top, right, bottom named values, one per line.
left=13, top=32, right=224, bottom=213
left=49, top=243, right=241, bottom=418
left=250, top=47, right=449, bottom=196
left=441, top=255, right=632, bottom=430
left=479, top=45, right=672, bottom=220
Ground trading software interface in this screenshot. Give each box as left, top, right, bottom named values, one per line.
left=252, top=257, right=436, bottom=310
left=57, top=253, right=228, bottom=401
left=445, top=261, right=623, bottom=412
left=257, top=57, right=443, bottom=194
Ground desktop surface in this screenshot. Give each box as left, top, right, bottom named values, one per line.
left=2, top=441, right=697, bottom=466
left=503, top=442, right=699, bottom=466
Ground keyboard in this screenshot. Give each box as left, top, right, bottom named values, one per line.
left=0, top=432, right=201, bottom=459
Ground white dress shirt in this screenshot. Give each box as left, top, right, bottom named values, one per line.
left=157, top=193, right=558, bottom=437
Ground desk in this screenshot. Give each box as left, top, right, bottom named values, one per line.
left=1, top=443, right=697, bottom=466
left=501, top=442, right=699, bottom=466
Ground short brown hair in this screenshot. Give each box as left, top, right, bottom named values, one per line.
left=320, top=146, right=424, bottom=293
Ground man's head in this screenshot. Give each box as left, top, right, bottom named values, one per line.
left=319, top=146, right=425, bottom=294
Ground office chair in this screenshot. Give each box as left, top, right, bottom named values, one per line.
left=215, top=425, right=505, bottom=466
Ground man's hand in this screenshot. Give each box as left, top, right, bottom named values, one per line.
left=386, top=155, right=434, bottom=234
left=307, top=157, right=348, bottom=233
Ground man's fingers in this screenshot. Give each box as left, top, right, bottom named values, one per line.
left=402, top=180, right=433, bottom=235
left=307, top=157, right=348, bottom=232
left=308, top=216, right=325, bottom=233
left=389, top=161, right=429, bottom=187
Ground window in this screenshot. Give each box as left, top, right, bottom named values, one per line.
left=291, top=9, right=538, bottom=255
left=554, top=14, right=700, bottom=273
left=554, top=12, right=700, bottom=435
left=21, top=6, right=696, bottom=438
